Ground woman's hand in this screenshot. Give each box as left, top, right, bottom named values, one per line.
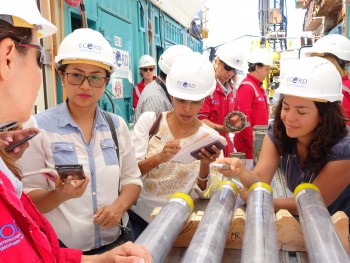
left=0, top=127, right=40, bottom=160
left=158, top=140, right=181, bottom=163
left=215, top=157, right=245, bottom=177
left=82, top=241, right=152, bottom=263
left=198, top=145, right=221, bottom=165
left=93, top=203, right=123, bottom=228
left=53, top=175, right=89, bottom=202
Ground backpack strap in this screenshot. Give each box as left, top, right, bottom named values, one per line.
left=155, top=77, right=172, bottom=104
left=134, top=85, right=141, bottom=98
left=149, top=112, right=162, bottom=140
left=103, top=111, right=119, bottom=162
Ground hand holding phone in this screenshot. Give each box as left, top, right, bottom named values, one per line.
left=0, top=121, right=19, bottom=132
left=40, top=168, right=58, bottom=182
left=55, top=164, right=86, bottom=181
left=190, top=141, right=225, bottom=160
left=5, top=133, right=37, bottom=152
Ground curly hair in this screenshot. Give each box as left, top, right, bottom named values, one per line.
left=273, top=95, right=347, bottom=175
left=0, top=19, right=33, bottom=180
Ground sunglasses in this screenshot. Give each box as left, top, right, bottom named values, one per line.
left=15, top=41, right=45, bottom=69
left=222, top=62, right=236, bottom=72
left=141, top=67, right=155, bottom=72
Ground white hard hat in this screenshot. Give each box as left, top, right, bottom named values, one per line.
left=305, top=34, right=350, bottom=62
left=158, top=45, right=193, bottom=74
left=138, top=55, right=156, bottom=68
left=277, top=57, right=343, bottom=102
left=248, top=48, right=273, bottom=66
left=216, top=49, right=245, bottom=70
left=55, top=28, right=115, bottom=72
left=0, top=0, right=57, bottom=38
left=166, top=53, right=215, bottom=101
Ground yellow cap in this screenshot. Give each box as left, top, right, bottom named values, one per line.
left=62, top=59, right=111, bottom=72
left=248, top=182, right=272, bottom=194
left=169, top=192, right=194, bottom=213
left=294, top=183, right=320, bottom=198
left=220, top=180, right=239, bottom=193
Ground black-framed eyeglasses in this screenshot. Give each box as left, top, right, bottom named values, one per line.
left=173, top=97, right=204, bottom=106
left=141, top=67, right=155, bottom=72
left=222, top=62, right=236, bottom=72
left=15, top=41, right=45, bottom=69
left=64, top=72, right=109, bottom=88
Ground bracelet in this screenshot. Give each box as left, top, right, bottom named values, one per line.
left=197, top=174, right=210, bottom=182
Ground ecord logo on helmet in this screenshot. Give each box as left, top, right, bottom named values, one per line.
left=177, top=81, right=195, bottom=89
left=79, top=43, right=102, bottom=51
left=286, top=77, right=307, bottom=85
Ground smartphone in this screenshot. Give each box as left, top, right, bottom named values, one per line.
left=190, top=141, right=225, bottom=160
left=211, top=163, right=230, bottom=170
left=5, top=133, right=37, bottom=152
left=55, top=164, right=85, bottom=181
left=0, top=121, right=19, bottom=132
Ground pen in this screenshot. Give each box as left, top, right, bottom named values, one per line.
left=155, top=135, right=167, bottom=143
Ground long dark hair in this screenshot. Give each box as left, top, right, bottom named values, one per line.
left=273, top=95, right=347, bottom=175
left=0, top=19, right=33, bottom=180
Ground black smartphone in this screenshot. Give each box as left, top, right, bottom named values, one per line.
left=0, top=121, right=19, bottom=132
left=190, top=141, right=225, bottom=160
left=5, top=133, right=37, bottom=152
left=55, top=164, right=85, bottom=181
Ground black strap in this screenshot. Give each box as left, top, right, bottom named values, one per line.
left=155, top=77, right=172, bottom=104
left=103, top=111, right=119, bottom=162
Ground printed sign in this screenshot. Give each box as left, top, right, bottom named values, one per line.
left=112, top=48, right=130, bottom=79
left=114, top=36, right=122, bottom=47
left=112, top=78, right=123, bottom=98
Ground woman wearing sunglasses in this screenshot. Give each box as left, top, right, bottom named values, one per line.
left=16, top=28, right=146, bottom=255
left=198, top=49, right=245, bottom=157
left=0, top=1, right=150, bottom=262
left=133, top=55, right=157, bottom=109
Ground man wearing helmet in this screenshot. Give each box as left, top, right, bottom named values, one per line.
left=234, top=48, right=272, bottom=160
left=134, top=45, right=193, bottom=123
left=133, top=55, right=157, bottom=109
left=198, top=49, right=245, bottom=157
left=305, top=34, right=350, bottom=126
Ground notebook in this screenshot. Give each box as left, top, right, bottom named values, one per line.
left=170, top=126, right=227, bottom=164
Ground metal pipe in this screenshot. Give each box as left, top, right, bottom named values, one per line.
left=241, top=182, right=279, bottom=263
left=135, top=192, right=194, bottom=263
left=294, top=183, right=350, bottom=263
left=181, top=181, right=238, bottom=263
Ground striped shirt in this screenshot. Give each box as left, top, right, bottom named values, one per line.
left=17, top=102, right=142, bottom=251
left=134, top=77, right=173, bottom=123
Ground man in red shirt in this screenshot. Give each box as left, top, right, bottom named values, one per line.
left=234, top=48, right=273, bottom=159
left=198, top=50, right=245, bottom=157
left=133, top=55, right=157, bottom=109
